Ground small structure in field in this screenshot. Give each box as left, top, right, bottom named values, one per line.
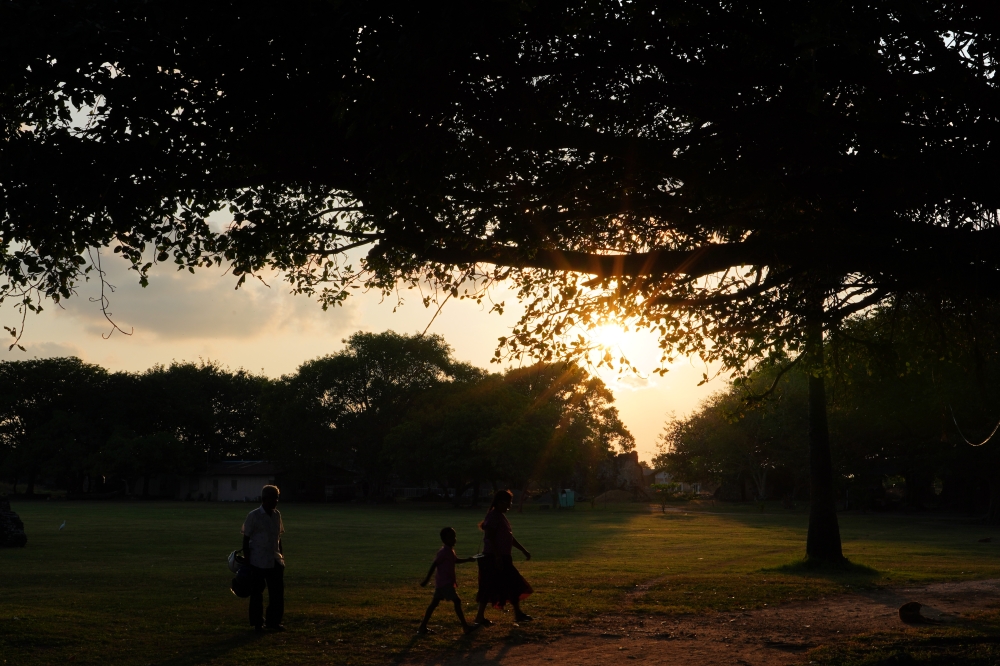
left=600, top=451, right=649, bottom=495
left=592, top=488, right=638, bottom=503
left=645, top=469, right=702, bottom=495
left=187, top=461, right=279, bottom=502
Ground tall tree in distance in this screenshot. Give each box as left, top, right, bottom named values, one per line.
left=386, top=374, right=518, bottom=505
left=827, top=299, right=1000, bottom=520
left=106, top=361, right=268, bottom=494
left=0, top=358, right=109, bottom=495
left=5, top=1, right=1000, bottom=558
left=492, top=363, right=635, bottom=503
left=388, top=361, right=633, bottom=506
left=656, top=367, right=809, bottom=504
left=262, top=331, right=479, bottom=497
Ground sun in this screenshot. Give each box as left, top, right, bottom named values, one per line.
left=589, top=323, right=629, bottom=351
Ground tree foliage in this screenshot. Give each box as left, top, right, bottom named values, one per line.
left=5, top=2, right=1000, bottom=555
left=260, top=331, right=481, bottom=495
left=0, top=357, right=108, bottom=494
left=0, top=358, right=266, bottom=495
left=2, top=1, right=999, bottom=370
left=388, top=361, right=634, bottom=502
left=0, top=331, right=633, bottom=500
left=657, top=302, right=1000, bottom=513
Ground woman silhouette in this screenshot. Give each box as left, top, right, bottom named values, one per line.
left=474, top=490, right=534, bottom=625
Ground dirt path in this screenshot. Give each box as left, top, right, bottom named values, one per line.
left=401, top=579, right=1000, bottom=665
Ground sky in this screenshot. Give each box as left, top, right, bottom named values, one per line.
left=0, top=257, right=725, bottom=462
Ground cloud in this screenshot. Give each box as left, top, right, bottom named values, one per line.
left=57, top=258, right=358, bottom=341
left=0, top=340, right=86, bottom=361
left=614, top=374, right=653, bottom=390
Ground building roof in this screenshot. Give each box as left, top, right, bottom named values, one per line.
left=204, top=460, right=279, bottom=477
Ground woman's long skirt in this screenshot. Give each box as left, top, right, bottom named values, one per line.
left=476, top=553, right=533, bottom=608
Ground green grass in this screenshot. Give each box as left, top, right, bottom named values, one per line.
left=2, top=500, right=1000, bottom=665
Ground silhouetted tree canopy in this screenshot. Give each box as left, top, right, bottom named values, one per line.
left=0, top=357, right=108, bottom=495
left=0, top=334, right=636, bottom=502
left=657, top=300, right=1000, bottom=517
left=259, top=331, right=481, bottom=495
left=1, top=1, right=998, bottom=367
left=388, top=361, right=634, bottom=503
left=5, top=1, right=1000, bottom=558
left=0, top=358, right=267, bottom=496
left=656, top=364, right=809, bottom=502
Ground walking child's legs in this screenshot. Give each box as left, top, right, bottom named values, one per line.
left=419, top=597, right=440, bottom=631
left=451, top=595, right=469, bottom=628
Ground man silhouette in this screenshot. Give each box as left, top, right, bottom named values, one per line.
left=242, top=484, right=285, bottom=631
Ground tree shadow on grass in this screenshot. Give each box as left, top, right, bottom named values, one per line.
left=153, top=632, right=261, bottom=666
left=765, top=558, right=880, bottom=583
left=652, top=511, right=698, bottom=521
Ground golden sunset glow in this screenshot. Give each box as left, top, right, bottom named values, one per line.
left=588, top=323, right=630, bottom=351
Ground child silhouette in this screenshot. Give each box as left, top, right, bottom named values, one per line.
left=418, top=527, right=478, bottom=635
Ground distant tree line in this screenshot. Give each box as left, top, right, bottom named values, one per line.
left=0, top=331, right=634, bottom=501
left=656, top=301, right=1000, bottom=521
left=0, top=355, right=265, bottom=497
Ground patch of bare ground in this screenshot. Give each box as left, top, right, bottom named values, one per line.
left=399, top=579, right=1000, bottom=665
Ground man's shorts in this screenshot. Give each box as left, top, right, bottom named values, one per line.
left=432, top=586, right=460, bottom=602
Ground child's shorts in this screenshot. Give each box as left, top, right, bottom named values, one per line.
left=433, top=586, right=460, bottom=602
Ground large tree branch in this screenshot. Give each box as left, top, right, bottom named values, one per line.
left=826, top=289, right=888, bottom=323
left=741, top=357, right=803, bottom=406
left=646, top=269, right=797, bottom=307
left=314, top=237, right=379, bottom=256
left=471, top=115, right=691, bottom=176
left=399, top=239, right=763, bottom=279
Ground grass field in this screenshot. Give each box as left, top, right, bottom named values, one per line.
left=2, top=500, right=1000, bottom=665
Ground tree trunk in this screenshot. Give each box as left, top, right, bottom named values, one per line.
left=805, top=312, right=845, bottom=562
left=755, top=469, right=767, bottom=501
left=518, top=486, right=531, bottom=513
left=904, top=471, right=933, bottom=510
left=453, top=481, right=471, bottom=508
left=25, top=467, right=37, bottom=496
left=986, top=475, right=1000, bottom=525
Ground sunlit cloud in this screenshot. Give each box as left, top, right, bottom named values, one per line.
left=614, top=374, right=652, bottom=390
left=0, top=255, right=727, bottom=462
left=55, top=258, right=358, bottom=341
left=0, top=340, right=85, bottom=361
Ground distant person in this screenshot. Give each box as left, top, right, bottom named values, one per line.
left=242, top=484, right=285, bottom=632
left=474, top=490, right=533, bottom=626
left=417, top=527, right=478, bottom=635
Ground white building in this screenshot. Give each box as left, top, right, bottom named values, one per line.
left=648, top=470, right=701, bottom=495
left=190, top=461, right=278, bottom=502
